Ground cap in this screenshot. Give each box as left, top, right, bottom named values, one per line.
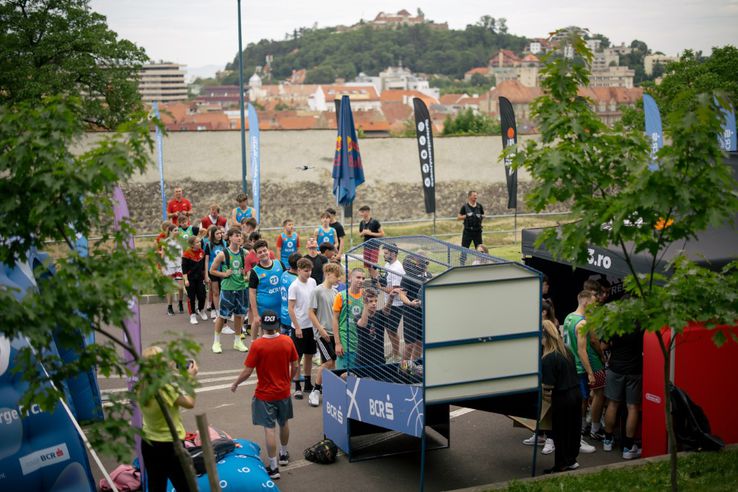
left=261, top=310, right=279, bottom=329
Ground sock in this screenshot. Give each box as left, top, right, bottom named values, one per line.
left=581, top=417, right=587, bottom=431
left=268, top=456, right=278, bottom=469
left=279, top=444, right=288, bottom=455
left=314, top=384, right=322, bottom=392
left=294, top=380, right=302, bottom=391
left=304, top=376, right=312, bottom=389
left=213, top=332, right=221, bottom=344
left=591, top=422, right=602, bottom=433
left=605, top=432, right=614, bottom=440
left=623, top=436, right=634, bottom=449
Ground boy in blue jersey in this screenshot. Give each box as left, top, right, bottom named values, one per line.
left=276, top=219, right=300, bottom=265
left=249, top=239, right=286, bottom=341
left=230, top=192, right=256, bottom=228
left=314, top=212, right=337, bottom=247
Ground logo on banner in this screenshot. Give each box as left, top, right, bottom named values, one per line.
left=417, top=118, right=434, bottom=188
left=19, top=443, right=70, bottom=475
left=587, top=248, right=612, bottom=269
left=369, top=395, right=394, bottom=421
left=722, top=127, right=735, bottom=151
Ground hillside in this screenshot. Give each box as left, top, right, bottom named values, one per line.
left=221, top=20, right=529, bottom=83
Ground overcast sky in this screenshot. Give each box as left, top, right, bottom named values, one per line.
left=91, top=0, right=738, bottom=76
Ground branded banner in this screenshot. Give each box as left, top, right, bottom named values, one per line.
left=152, top=102, right=167, bottom=221
left=345, top=375, right=425, bottom=438
left=413, top=98, right=436, bottom=214
left=247, top=103, right=261, bottom=223
left=643, top=94, right=663, bottom=171
left=322, top=370, right=349, bottom=453
left=333, top=96, right=365, bottom=212
left=717, top=101, right=737, bottom=152
left=498, top=97, right=518, bottom=209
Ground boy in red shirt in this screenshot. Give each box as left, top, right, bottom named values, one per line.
left=230, top=309, right=298, bottom=480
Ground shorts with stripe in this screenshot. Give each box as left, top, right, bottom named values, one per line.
left=317, top=335, right=337, bottom=363
left=218, top=289, right=248, bottom=318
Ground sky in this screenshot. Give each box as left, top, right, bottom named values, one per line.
left=91, top=0, right=738, bottom=78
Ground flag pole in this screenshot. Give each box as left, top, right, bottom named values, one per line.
left=237, top=0, right=248, bottom=193
left=433, top=211, right=436, bottom=236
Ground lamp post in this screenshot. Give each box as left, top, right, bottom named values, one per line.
left=237, top=0, right=247, bottom=193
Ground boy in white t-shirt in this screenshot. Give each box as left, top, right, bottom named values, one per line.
left=288, top=257, right=318, bottom=399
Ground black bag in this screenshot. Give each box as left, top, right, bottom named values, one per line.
left=304, top=439, right=338, bottom=464
left=670, top=384, right=724, bottom=452
left=188, top=438, right=236, bottom=475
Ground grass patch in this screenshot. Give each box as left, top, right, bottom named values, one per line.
left=504, top=448, right=738, bottom=492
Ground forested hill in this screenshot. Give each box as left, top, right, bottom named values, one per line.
left=222, top=21, right=530, bottom=83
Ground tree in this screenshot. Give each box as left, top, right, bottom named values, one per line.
left=442, top=108, right=500, bottom=136
left=477, top=15, right=496, bottom=32
left=512, top=31, right=738, bottom=492
left=650, top=46, right=738, bottom=116
left=0, top=0, right=148, bottom=129
left=0, top=2, right=200, bottom=489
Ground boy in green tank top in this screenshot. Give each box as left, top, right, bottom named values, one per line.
left=209, top=228, right=249, bottom=354
left=332, top=268, right=365, bottom=370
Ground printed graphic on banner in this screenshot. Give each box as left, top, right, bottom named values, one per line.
left=716, top=99, right=737, bottom=152
left=19, top=443, right=71, bottom=475
left=247, top=103, right=261, bottom=222
left=322, top=370, right=349, bottom=453
left=345, top=376, right=424, bottom=438
left=413, top=98, right=436, bottom=214
left=643, top=94, right=663, bottom=171
left=498, top=97, right=518, bottom=209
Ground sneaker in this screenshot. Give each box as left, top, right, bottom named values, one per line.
left=199, top=310, right=208, bottom=321
left=211, top=341, right=222, bottom=354
left=189, top=314, right=198, bottom=325
left=579, top=438, right=596, bottom=454
left=603, top=437, right=614, bottom=452
left=542, top=438, right=555, bottom=455
left=265, top=465, right=280, bottom=480
left=233, top=338, right=248, bottom=352
left=278, top=452, right=289, bottom=466
left=590, top=429, right=606, bottom=441
left=308, top=389, right=321, bottom=407
left=210, top=309, right=217, bottom=319
left=622, top=444, right=641, bottom=460
left=178, top=301, right=184, bottom=313
left=294, top=389, right=303, bottom=400
left=522, top=433, right=546, bottom=446
left=167, top=305, right=175, bottom=316
left=581, top=423, right=591, bottom=436
left=566, top=462, right=580, bottom=470
left=222, top=325, right=235, bottom=335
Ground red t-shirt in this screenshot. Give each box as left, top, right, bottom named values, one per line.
left=201, top=214, right=227, bottom=230
left=245, top=334, right=298, bottom=401
left=245, top=249, right=276, bottom=271
left=167, top=198, right=192, bottom=225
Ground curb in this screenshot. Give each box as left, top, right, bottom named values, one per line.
left=447, top=443, right=738, bottom=491
left=139, top=294, right=167, bottom=305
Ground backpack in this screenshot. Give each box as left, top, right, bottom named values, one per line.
left=99, top=464, right=141, bottom=492
left=188, top=438, right=236, bottom=475
left=222, top=247, right=244, bottom=271
left=670, top=384, right=724, bottom=452
left=304, top=438, right=338, bottom=464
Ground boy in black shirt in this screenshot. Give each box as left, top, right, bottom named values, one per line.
left=358, top=205, right=384, bottom=279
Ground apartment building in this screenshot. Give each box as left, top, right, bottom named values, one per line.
left=139, top=63, right=188, bottom=104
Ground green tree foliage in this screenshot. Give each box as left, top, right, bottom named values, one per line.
left=0, top=3, right=200, bottom=486
left=442, top=109, right=500, bottom=136
left=649, top=46, right=738, bottom=116
left=513, top=31, right=738, bottom=492
left=0, top=0, right=148, bottom=129
left=430, top=74, right=495, bottom=95
left=224, top=22, right=529, bottom=83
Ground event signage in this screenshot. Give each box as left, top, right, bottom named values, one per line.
left=643, top=94, right=663, bottom=171
left=412, top=98, right=436, bottom=214
left=717, top=101, right=737, bottom=152
left=247, top=103, right=261, bottom=222
left=498, top=97, right=518, bottom=209
left=345, top=375, right=424, bottom=438
left=322, top=370, right=349, bottom=453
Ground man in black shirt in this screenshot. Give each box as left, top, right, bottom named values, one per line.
left=602, top=329, right=644, bottom=459
left=358, top=205, right=384, bottom=279
left=457, top=190, right=485, bottom=249
left=326, top=207, right=346, bottom=258
left=303, top=237, right=328, bottom=285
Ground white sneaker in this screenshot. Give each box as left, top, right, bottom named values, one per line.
left=189, top=314, right=198, bottom=325
left=542, top=438, right=555, bottom=455
left=199, top=310, right=208, bottom=321
left=233, top=338, right=249, bottom=352
left=622, top=444, right=641, bottom=460
left=308, top=389, right=321, bottom=407
left=522, top=433, right=546, bottom=446
left=210, top=309, right=217, bottom=319
left=579, top=438, right=596, bottom=454
left=222, top=325, right=235, bottom=335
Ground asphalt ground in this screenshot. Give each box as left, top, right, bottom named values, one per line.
left=92, top=303, right=627, bottom=491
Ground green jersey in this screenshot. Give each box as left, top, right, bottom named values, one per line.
left=563, top=312, right=603, bottom=374
left=221, top=248, right=247, bottom=291
left=337, top=290, right=363, bottom=355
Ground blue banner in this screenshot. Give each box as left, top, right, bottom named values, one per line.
left=345, top=375, right=425, bottom=438
left=643, top=94, right=663, bottom=171
left=322, top=370, right=349, bottom=454
left=717, top=101, right=737, bottom=152
left=247, top=103, right=261, bottom=223
left=152, top=102, right=167, bottom=221
left=332, top=96, right=365, bottom=208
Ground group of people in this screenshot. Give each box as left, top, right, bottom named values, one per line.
left=532, top=276, right=643, bottom=474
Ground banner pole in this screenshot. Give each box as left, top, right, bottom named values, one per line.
left=433, top=212, right=436, bottom=236
left=514, top=208, right=518, bottom=244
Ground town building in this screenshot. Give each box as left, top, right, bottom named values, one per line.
left=489, top=50, right=541, bottom=88
left=644, top=54, right=678, bottom=75
left=139, top=63, right=188, bottom=104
